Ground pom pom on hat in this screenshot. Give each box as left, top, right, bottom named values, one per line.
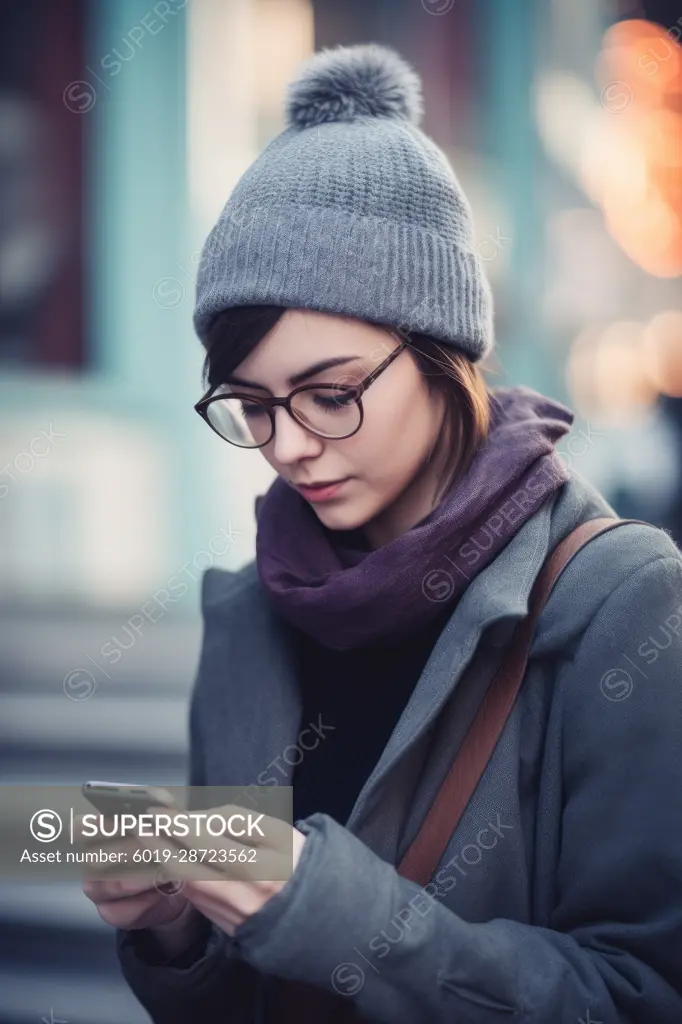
left=285, top=43, right=424, bottom=130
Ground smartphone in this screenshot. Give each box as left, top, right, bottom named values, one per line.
left=81, top=782, right=190, bottom=887
left=82, top=781, right=176, bottom=817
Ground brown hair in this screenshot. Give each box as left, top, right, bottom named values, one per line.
left=202, top=306, right=492, bottom=500
left=395, top=330, right=491, bottom=501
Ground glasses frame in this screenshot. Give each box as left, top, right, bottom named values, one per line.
left=194, top=330, right=409, bottom=449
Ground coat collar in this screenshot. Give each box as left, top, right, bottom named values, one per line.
left=344, top=489, right=556, bottom=833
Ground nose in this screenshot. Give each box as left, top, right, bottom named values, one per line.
left=270, top=405, right=324, bottom=465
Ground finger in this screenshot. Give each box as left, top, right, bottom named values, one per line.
left=151, top=802, right=292, bottom=851
left=137, top=828, right=295, bottom=887
left=200, top=803, right=289, bottom=848
left=95, top=889, right=182, bottom=930
left=134, top=830, right=231, bottom=884
left=82, top=874, right=158, bottom=903
left=181, top=876, right=288, bottom=935
left=137, top=805, right=296, bottom=884
left=78, top=835, right=148, bottom=879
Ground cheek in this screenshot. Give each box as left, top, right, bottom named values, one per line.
left=347, top=389, right=441, bottom=485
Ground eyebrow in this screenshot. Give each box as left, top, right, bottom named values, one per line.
left=226, top=356, right=362, bottom=391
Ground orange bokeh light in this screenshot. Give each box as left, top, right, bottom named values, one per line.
left=565, top=319, right=675, bottom=422
left=590, top=19, right=682, bottom=277
left=599, top=18, right=682, bottom=99
left=642, top=312, right=682, bottom=396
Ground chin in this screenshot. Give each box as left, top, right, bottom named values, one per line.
left=311, top=497, right=381, bottom=532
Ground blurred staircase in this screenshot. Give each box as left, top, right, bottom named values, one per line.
left=0, top=606, right=201, bottom=1024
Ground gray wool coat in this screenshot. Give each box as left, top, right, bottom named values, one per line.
left=116, top=470, right=682, bottom=1023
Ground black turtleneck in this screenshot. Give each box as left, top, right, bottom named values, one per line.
left=291, top=603, right=455, bottom=827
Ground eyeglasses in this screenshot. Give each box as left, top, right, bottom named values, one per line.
left=194, top=332, right=409, bottom=449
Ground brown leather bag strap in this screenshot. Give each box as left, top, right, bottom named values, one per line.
left=396, top=516, right=651, bottom=888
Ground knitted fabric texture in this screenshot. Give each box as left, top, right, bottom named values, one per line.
left=193, top=44, right=494, bottom=361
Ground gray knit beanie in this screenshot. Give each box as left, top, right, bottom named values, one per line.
left=193, top=44, right=494, bottom=362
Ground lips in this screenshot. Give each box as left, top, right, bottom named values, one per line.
left=296, top=479, right=346, bottom=490
left=294, top=477, right=350, bottom=502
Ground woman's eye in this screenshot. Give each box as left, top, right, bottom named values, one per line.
left=240, top=401, right=268, bottom=419
left=312, top=391, right=356, bottom=411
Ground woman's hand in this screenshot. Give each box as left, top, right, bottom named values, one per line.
left=75, top=812, right=192, bottom=932
left=138, top=803, right=309, bottom=937
left=78, top=804, right=308, bottom=943
left=82, top=873, right=191, bottom=931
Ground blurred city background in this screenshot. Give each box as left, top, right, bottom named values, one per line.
left=1, top=0, right=681, bottom=1020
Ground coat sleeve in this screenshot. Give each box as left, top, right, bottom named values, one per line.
left=114, top=584, right=261, bottom=1024
left=230, top=553, right=682, bottom=1024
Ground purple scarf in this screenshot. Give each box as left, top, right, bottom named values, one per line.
left=255, top=385, right=574, bottom=650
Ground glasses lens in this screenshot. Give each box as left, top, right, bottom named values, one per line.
left=290, top=386, right=361, bottom=439
left=205, top=396, right=272, bottom=448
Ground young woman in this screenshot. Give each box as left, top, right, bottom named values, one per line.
left=86, top=44, right=682, bottom=1023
